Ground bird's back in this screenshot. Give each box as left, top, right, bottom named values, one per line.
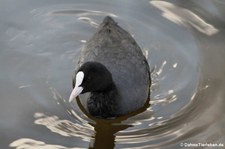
left=79, top=16, right=150, bottom=115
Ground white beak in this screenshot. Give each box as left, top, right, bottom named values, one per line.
left=69, top=71, right=84, bottom=102
left=69, top=86, right=83, bottom=102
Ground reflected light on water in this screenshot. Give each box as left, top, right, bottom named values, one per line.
left=34, top=112, right=94, bottom=141
left=18, top=85, right=32, bottom=89
left=10, top=138, right=85, bottom=149
left=150, top=1, right=219, bottom=36
left=80, top=40, right=87, bottom=43
left=156, top=60, right=167, bottom=76
left=173, top=63, right=177, bottom=68
left=78, top=17, right=99, bottom=28
left=150, top=95, right=177, bottom=105
left=51, top=9, right=118, bottom=18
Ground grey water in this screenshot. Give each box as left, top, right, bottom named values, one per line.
left=0, top=0, right=225, bottom=148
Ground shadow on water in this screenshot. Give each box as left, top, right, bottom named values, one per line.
left=76, top=96, right=151, bottom=149
left=88, top=121, right=129, bottom=149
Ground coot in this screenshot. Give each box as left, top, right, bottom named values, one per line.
left=69, top=16, right=151, bottom=118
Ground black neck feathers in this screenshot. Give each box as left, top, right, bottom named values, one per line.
left=87, top=83, right=119, bottom=118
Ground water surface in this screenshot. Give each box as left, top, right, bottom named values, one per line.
left=1, top=0, right=225, bottom=148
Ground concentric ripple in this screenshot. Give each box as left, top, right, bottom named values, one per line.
left=1, top=1, right=224, bottom=149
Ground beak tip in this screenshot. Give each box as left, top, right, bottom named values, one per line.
left=69, top=93, right=76, bottom=103
left=69, top=97, right=73, bottom=103
left=69, top=86, right=83, bottom=103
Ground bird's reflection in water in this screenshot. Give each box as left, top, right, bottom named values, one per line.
left=76, top=96, right=150, bottom=149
